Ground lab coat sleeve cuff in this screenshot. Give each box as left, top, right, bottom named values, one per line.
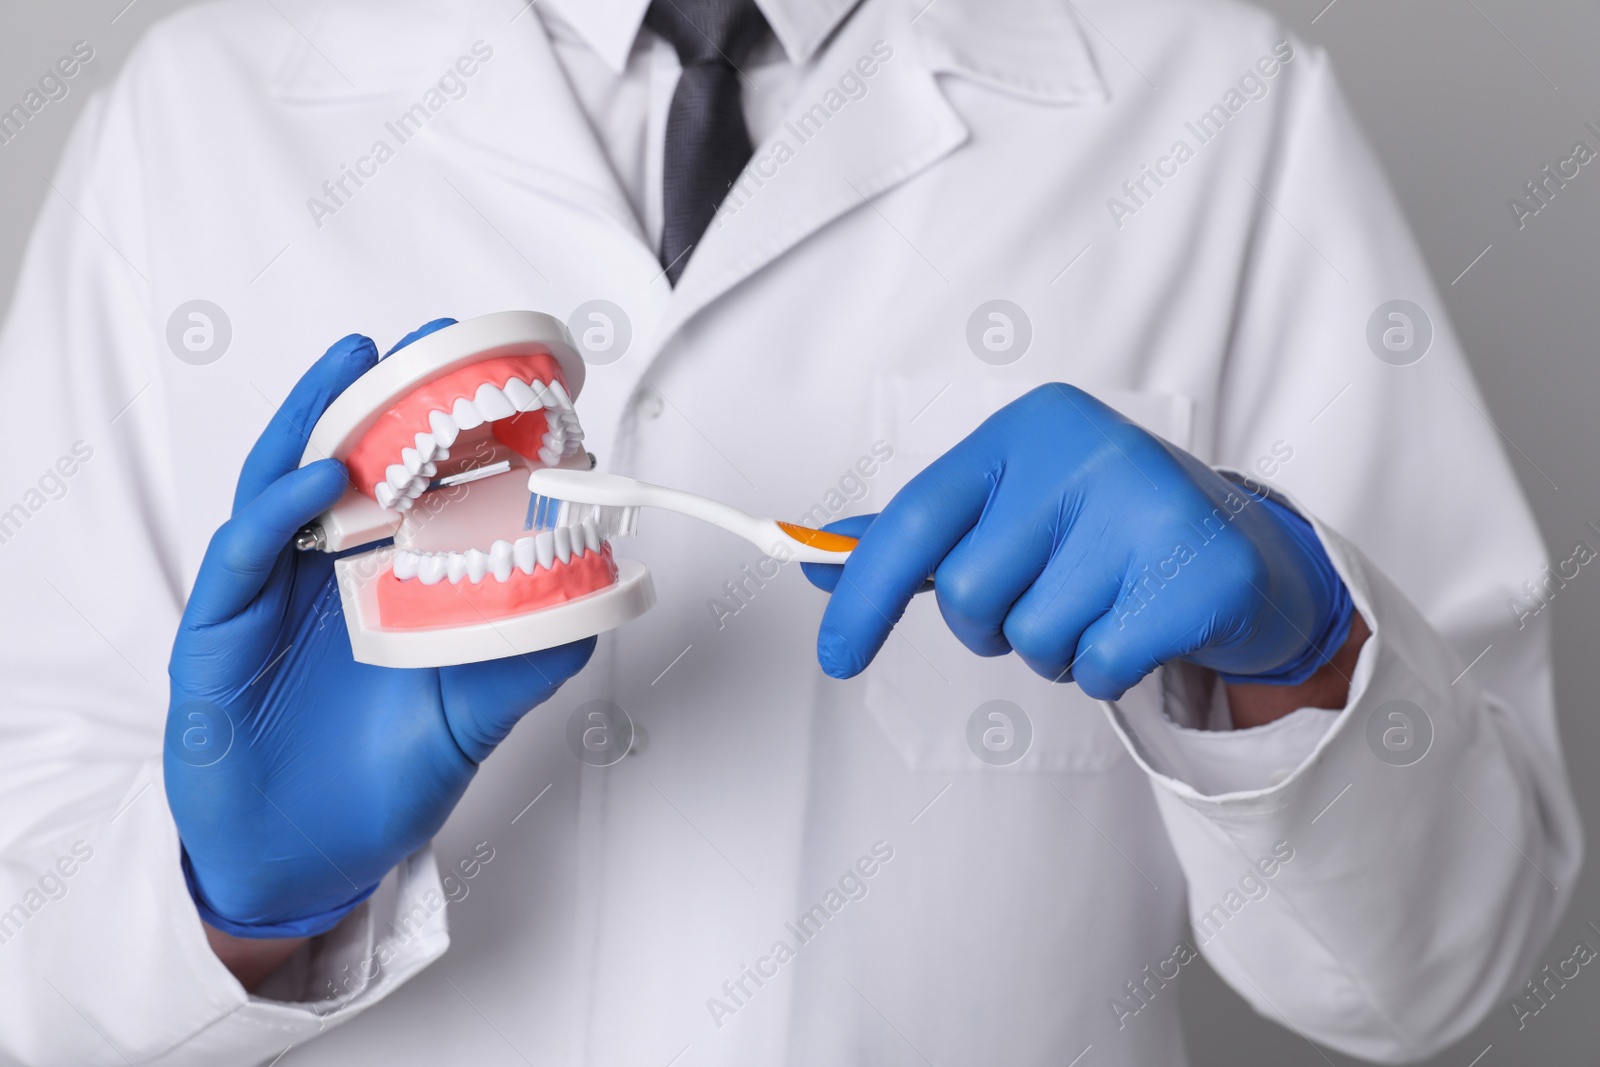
left=1096, top=482, right=1581, bottom=1059
left=251, top=845, right=452, bottom=1018
left=1099, top=478, right=1369, bottom=798
left=0, top=759, right=451, bottom=1065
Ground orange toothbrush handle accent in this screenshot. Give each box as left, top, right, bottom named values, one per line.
left=776, top=521, right=858, bottom=553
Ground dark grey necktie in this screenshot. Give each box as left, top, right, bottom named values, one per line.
left=645, top=0, right=770, bottom=284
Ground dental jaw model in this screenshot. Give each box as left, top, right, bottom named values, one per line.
left=297, top=311, right=654, bottom=668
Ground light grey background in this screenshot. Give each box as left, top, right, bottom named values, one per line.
left=3, top=1, right=1598, bottom=1064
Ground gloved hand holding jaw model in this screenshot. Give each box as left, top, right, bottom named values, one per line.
left=804, top=384, right=1361, bottom=705
left=164, top=321, right=596, bottom=980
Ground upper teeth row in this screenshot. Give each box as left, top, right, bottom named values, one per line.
left=374, top=376, right=586, bottom=511
left=392, top=520, right=603, bottom=584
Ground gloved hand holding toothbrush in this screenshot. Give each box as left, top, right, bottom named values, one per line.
left=802, top=384, right=1361, bottom=704
left=165, top=321, right=594, bottom=985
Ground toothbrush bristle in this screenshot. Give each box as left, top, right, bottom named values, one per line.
left=523, top=493, right=640, bottom=539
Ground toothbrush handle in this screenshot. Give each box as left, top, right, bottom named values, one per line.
left=638, top=485, right=853, bottom=565
left=526, top=468, right=862, bottom=565
left=654, top=493, right=932, bottom=587
left=632, top=480, right=769, bottom=539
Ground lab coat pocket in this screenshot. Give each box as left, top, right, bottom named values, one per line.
left=858, top=377, right=1196, bottom=774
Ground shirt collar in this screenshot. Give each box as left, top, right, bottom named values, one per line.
left=539, top=0, right=863, bottom=73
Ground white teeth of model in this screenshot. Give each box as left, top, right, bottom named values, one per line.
left=418, top=554, right=447, bottom=585
left=528, top=380, right=551, bottom=406
left=537, top=446, right=560, bottom=467
left=402, top=447, right=423, bottom=475
left=535, top=530, right=555, bottom=570
left=434, top=448, right=450, bottom=462
left=474, top=383, right=515, bottom=421
left=464, top=548, right=489, bottom=584
left=548, top=380, right=573, bottom=410
left=582, top=519, right=600, bottom=553
left=405, top=477, right=427, bottom=498
left=386, top=463, right=411, bottom=489
left=429, top=410, right=460, bottom=447
left=374, top=482, right=398, bottom=508
left=395, top=497, right=415, bottom=512
left=419, top=461, right=437, bottom=478
left=452, top=397, right=485, bottom=430
left=413, top=432, right=437, bottom=460
left=446, top=552, right=468, bottom=584
left=393, top=550, right=419, bottom=580
left=512, top=537, right=536, bottom=574
left=553, top=526, right=572, bottom=564
left=502, top=377, right=538, bottom=411
left=489, top=540, right=514, bottom=581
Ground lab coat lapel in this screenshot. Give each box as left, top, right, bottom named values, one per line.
left=649, top=0, right=1108, bottom=352
left=654, top=4, right=968, bottom=345
left=270, top=0, right=652, bottom=252
left=428, top=23, right=651, bottom=250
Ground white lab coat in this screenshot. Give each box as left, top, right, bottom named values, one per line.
left=0, top=0, right=1580, bottom=1064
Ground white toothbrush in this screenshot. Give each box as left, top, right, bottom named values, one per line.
left=525, top=468, right=858, bottom=565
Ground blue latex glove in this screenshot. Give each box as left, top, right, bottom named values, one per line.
left=165, top=321, right=594, bottom=938
left=802, top=384, right=1353, bottom=699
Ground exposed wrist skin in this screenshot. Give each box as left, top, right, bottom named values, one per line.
left=1226, top=612, right=1371, bottom=729
left=203, top=922, right=308, bottom=992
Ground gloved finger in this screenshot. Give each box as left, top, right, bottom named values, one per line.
left=233, top=334, right=378, bottom=515
left=386, top=317, right=457, bottom=357
left=439, top=637, right=598, bottom=762
left=932, top=477, right=1065, bottom=658
left=1069, top=529, right=1274, bottom=699
left=816, top=448, right=992, bottom=679
left=799, top=513, right=879, bottom=593
left=1064, top=606, right=1171, bottom=701
left=998, top=534, right=1126, bottom=686
left=188, top=459, right=350, bottom=627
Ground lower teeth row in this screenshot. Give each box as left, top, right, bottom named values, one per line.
left=393, top=520, right=601, bottom=585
